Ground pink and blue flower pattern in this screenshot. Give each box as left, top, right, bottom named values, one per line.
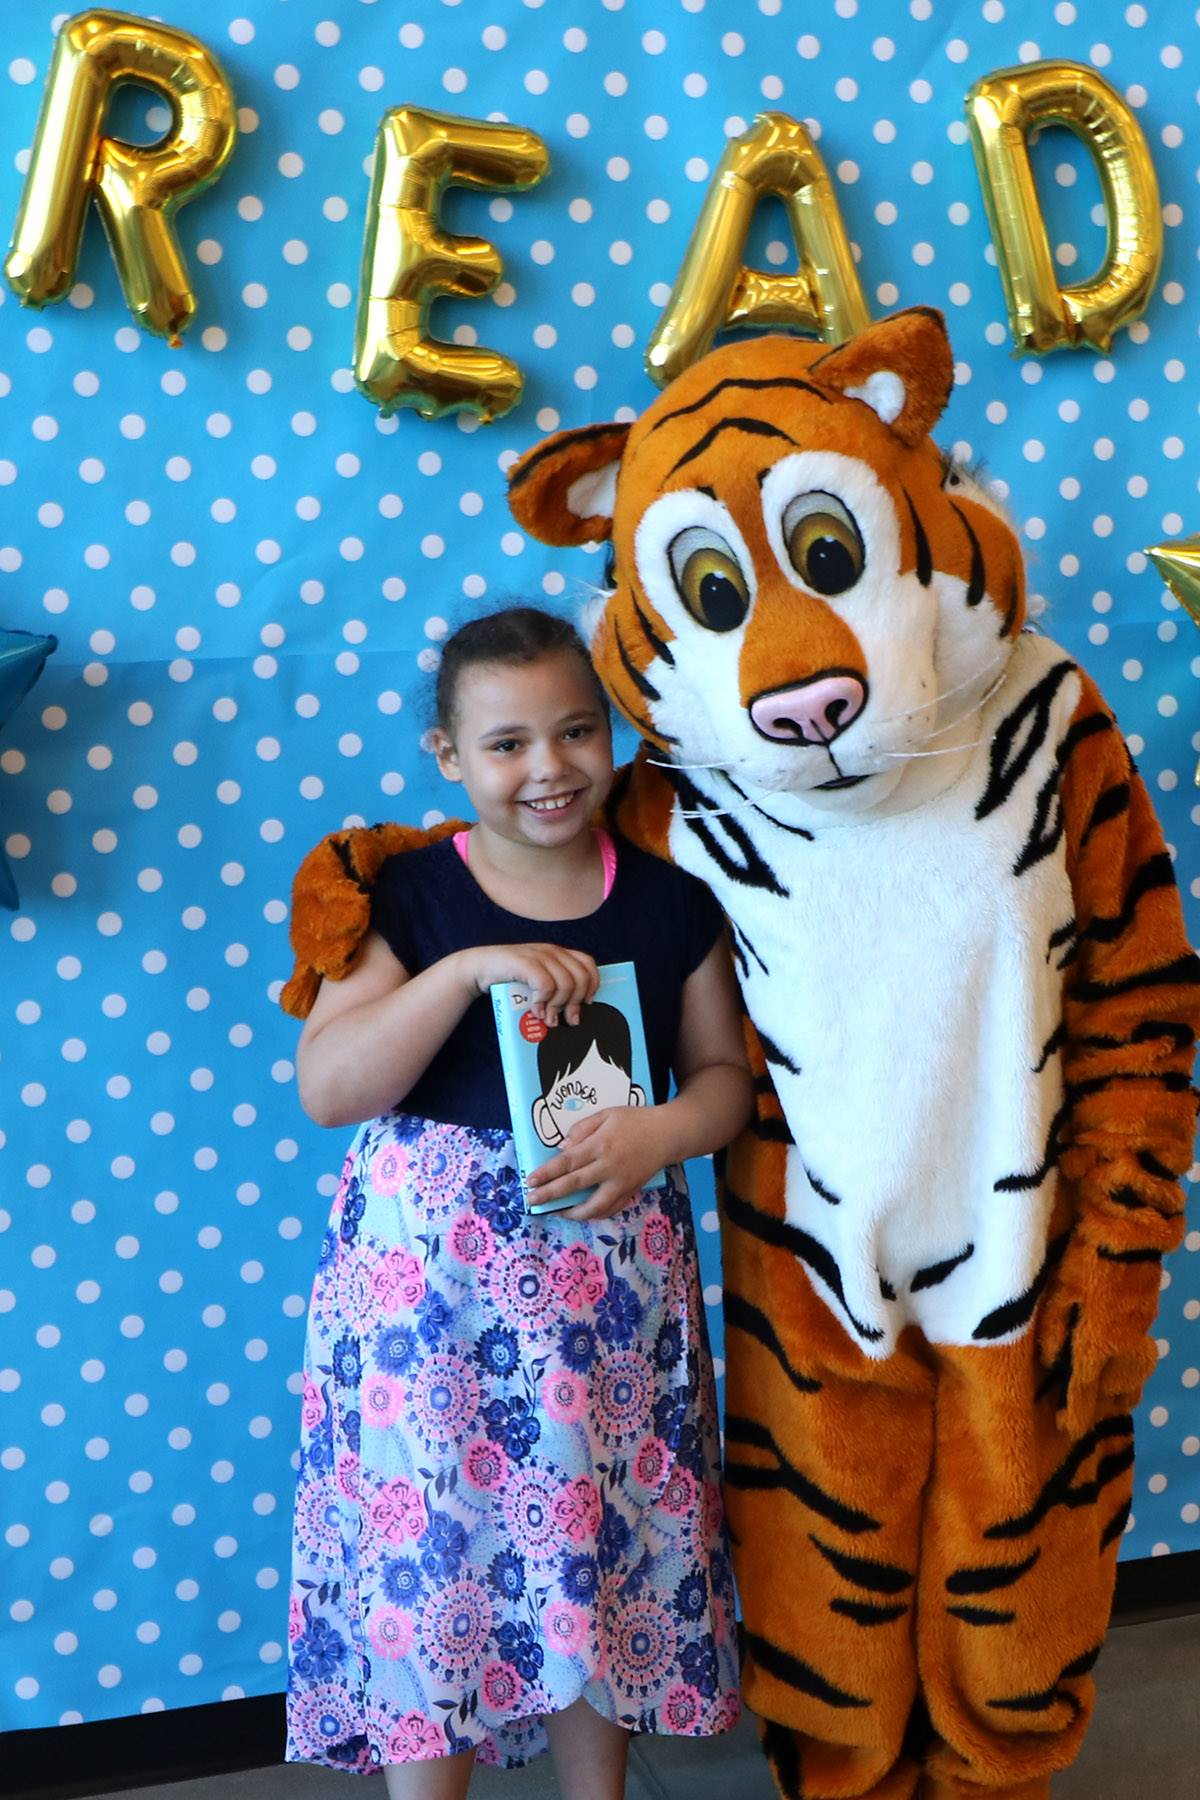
left=286, top=1112, right=741, bottom=1771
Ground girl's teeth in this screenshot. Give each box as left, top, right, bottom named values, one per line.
left=528, top=795, right=574, bottom=811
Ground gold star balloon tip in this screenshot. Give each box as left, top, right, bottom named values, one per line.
left=1146, top=534, right=1200, bottom=629
left=1145, top=533, right=1200, bottom=784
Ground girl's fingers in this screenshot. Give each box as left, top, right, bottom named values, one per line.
left=564, top=952, right=598, bottom=1004
left=542, top=954, right=594, bottom=1014
left=510, top=946, right=600, bottom=1019
left=527, top=1142, right=582, bottom=1189
left=530, top=1157, right=604, bottom=1205
left=521, top=954, right=573, bottom=1010
left=537, top=952, right=579, bottom=1010
left=564, top=1112, right=604, bottom=1145
left=561, top=1181, right=629, bottom=1221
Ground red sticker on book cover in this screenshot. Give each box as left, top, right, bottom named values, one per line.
left=519, top=1010, right=548, bottom=1043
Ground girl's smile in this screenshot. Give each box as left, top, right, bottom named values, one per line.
left=523, top=791, right=581, bottom=812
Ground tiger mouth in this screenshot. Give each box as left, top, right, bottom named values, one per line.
left=813, top=773, right=871, bottom=791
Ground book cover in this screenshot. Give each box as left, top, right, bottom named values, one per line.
left=490, top=960, right=667, bottom=1214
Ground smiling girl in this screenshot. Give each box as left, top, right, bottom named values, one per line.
left=285, top=608, right=751, bottom=1800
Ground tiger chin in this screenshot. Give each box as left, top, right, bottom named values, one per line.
left=507, top=311, right=1199, bottom=1792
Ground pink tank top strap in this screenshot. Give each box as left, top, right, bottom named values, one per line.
left=452, top=826, right=617, bottom=899
left=594, top=826, right=617, bottom=898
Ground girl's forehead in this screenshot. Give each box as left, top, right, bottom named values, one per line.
left=457, top=652, right=600, bottom=716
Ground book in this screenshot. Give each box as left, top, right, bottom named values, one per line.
left=490, top=959, right=667, bottom=1214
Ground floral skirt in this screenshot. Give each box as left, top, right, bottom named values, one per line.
left=285, top=1111, right=741, bottom=1772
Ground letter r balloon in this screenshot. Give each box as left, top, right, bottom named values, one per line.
left=5, top=8, right=237, bottom=345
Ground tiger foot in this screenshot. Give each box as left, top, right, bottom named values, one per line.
left=759, top=1721, right=921, bottom=1800
left=918, top=1773, right=1051, bottom=1800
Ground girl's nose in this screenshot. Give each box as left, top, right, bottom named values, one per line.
left=531, top=739, right=567, bottom=778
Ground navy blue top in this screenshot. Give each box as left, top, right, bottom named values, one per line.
left=368, top=834, right=725, bottom=1130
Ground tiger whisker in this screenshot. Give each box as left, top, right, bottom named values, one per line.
left=866, top=650, right=1010, bottom=736
left=673, top=789, right=796, bottom=821
left=866, top=666, right=1010, bottom=759
left=911, top=663, right=1010, bottom=740
left=878, top=736, right=992, bottom=759
left=646, top=756, right=745, bottom=773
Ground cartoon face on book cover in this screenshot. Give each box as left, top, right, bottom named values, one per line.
left=491, top=962, right=662, bottom=1210
left=530, top=1003, right=647, bottom=1147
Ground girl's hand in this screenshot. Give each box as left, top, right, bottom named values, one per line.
left=526, top=1106, right=672, bottom=1220
left=457, top=943, right=599, bottom=1025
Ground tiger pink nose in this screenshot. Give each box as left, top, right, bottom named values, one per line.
left=749, top=674, right=867, bottom=745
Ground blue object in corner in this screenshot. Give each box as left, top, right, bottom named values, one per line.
left=0, top=628, right=57, bottom=908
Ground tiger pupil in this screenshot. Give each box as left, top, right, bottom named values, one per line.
left=699, top=570, right=744, bottom=630
left=807, top=536, right=857, bottom=595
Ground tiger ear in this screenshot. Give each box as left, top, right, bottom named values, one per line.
left=507, top=421, right=632, bottom=545
left=812, top=307, right=954, bottom=446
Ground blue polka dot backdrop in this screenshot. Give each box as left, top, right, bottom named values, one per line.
left=2, top=0, right=1199, bottom=1731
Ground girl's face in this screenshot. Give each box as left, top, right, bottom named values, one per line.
left=434, top=651, right=614, bottom=851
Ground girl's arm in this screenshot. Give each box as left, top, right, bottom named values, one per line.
left=297, top=932, right=601, bottom=1129
left=526, top=935, right=753, bottom=1218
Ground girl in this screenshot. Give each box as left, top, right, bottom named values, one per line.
left=285, top=607, right=752, bottom=1800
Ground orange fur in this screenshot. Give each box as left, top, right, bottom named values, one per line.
left=280, top=818, right=463, bottom=1018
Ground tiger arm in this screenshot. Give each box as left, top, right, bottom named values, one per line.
left=279, top=818, right=464, bottom=1019
left=1038, top=670, right=1200, bottom=1435
left=606, top=744, right=679, bottom=862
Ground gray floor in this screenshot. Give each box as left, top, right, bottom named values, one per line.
left=88, top=1613, right=1200, bottom=1799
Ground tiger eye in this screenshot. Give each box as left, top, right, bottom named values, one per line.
left=668, top=527, right=750, bottom=633
left=782, top=492, right=865, bottom=598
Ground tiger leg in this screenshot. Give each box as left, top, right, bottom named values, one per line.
left=721, top=1135, right=936, bottom=1800
left=914, top=1326, right=1131, bottom=1797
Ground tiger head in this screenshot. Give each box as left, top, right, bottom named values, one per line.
left=507, top=308, right=1026, bottom=812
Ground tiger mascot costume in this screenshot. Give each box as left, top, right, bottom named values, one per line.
left=282, top=309, right=1199, bottom=1798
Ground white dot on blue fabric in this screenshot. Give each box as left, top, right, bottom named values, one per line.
left=1, top=0, right=1198, bottom=1730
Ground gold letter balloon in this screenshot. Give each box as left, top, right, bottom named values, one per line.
left=1146, top=535, right=1200, bottom=786
left=5, top=9, right=235, bottom=345
left=966, top=60, right=1161, bottom=355
left=645, top=111, right=871, bottom=388
left=355, top=105, right=550, bottom=422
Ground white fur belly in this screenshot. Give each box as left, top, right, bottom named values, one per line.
left=752, top=828, right=1067, bottom=1352
left=669, top=642, right=1081, bottom=1357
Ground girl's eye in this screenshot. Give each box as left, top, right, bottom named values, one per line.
left=491, top=739, right=520, bottom=755
left=781, top=491, right=864, bottom=597
left=667, top=526, right=750, bottom=633
left=563, top=724, right=592, bottom=741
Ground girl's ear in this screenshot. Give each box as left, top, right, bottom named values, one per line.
left=507, top=421, right=632, bottom=545
left=431, top=728, right=462, bottom=783
left=811, top=307, right=954, bottom=445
